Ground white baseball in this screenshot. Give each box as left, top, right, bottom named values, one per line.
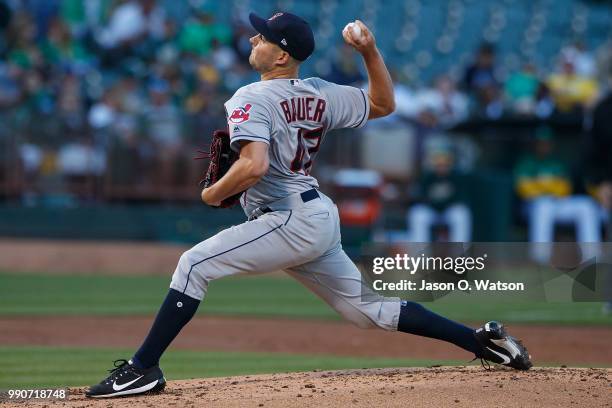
left=344, top=22, right=362, bottom=39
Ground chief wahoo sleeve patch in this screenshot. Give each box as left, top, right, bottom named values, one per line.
left=228, top=103, right=253, bottom=124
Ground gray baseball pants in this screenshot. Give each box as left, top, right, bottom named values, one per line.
left=169, top=190, right=400, bottom=331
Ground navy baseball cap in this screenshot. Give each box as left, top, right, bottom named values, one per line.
left=248, top=12, right=315, bottom=61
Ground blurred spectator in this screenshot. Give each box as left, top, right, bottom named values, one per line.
left=56, top=72, right=85, bottom=130
left=114, top=73, right=144, bottom=115
left=325, top=43, right=365, bottom=86
left=88, top=85, right=120, bottom=148
left=178, top=9, right=231, bottom=57
left=96, top=0, right=166, bottom=50
left=463, top=43, right=504, bottom=118
left=534, top=83, right=555, bottom=119
left=142, top=78, right=183, bottom=187
left=42, top=17, right=92, bottom=71
left=480, top=83, right=504, bottom=119
left=384, top=73, right=470, bottom=172
left=184, top=80, right=226, bottom=140
left=106, top=115, right=154, bottom=189
left=57, top=136, right=106, bottom=177
left=514, top=127, right=601, bottom=263
left=547, top=58, right=599, bottom=113
left=0, top=62, right=21, bottom=108
left=210, top=38, right=237, bottom=72
left=57, top=134, right=105, bottom=199
left=18, top=140, right=43, bottom=203
left=463, top=43, right=498, bottom=94
left=194, top=58, right=220, bottom=89
left=24, top=0, right=60, bottom=41
left=19, top=141, right=43, bottom=172
left=408, top=138, right=472, bottom=242
left=22, top=68, right=53, bottom=115
left=504, top=63, right=539, bottom=114
left=220, top=58, right=254, bottom=91
left=143, top=78, right=181, bottom=146
left=7, top=11, right=43, bottom=69
left=561, top=41, right=596, bottom=78
left=595, top=39, right=612, bottom=84
left=58, top=0, right=93, bottom=36
left=412, top=75, right=469, bottom=128
left=88, top=87, right=118, bottom=129
left=504, top=63, right=555, bottom=118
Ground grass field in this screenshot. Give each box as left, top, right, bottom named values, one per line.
left=1, top=271, right=609, bottom=389
left=0, top=272, right=608, bottom=324
left=0, top=346, right=467, bottom=388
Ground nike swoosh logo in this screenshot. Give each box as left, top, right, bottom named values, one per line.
left=491, top=338, right=521, bottom=358
left=487, top=347, right=511, bottom=364
left=112, top=375, right=144, bottom=391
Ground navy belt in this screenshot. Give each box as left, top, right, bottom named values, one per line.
left=256, top=189, right=320, bottom=217
left=300, top=188, right=320, bottom=203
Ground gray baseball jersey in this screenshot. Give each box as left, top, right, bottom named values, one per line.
left=223, top=78, right=370, bottom=216
left=170, top=77, right=400, bottom=335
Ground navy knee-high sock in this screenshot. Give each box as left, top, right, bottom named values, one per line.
left=132, top=289, right=200, bottom=369
left=397, top=301, right=481, bottom=356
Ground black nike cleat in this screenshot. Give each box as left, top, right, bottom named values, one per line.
left=474, top=321, right=533, bottom=370
left=86, top=359, right=166, bottom=398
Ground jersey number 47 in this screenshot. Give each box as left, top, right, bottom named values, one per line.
left=290, top=127, right=324, bottom=175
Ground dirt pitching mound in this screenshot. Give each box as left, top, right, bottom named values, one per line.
left=3, top=367, right=610, bottom=408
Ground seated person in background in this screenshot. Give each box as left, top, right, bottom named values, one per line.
left=411, top=75, right=469, bottom=128
left=514, top=127, right=601, bottom=263
left=547, top=58, right=598, bottom=113
left=408, top=140, right=472, bottom=242
left=504, top=63, right=539, bottom=114
left=142, top=78, right=184, bottom=188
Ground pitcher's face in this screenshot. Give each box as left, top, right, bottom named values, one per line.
left=248, top=33, right=282, bottom=72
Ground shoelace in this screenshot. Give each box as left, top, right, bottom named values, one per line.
left=469, top=357, right=492, bottom=370
left=104, top=359, right=132, bottom=384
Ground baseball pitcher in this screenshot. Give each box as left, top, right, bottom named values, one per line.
left=86, top=12, right=532, bottom=398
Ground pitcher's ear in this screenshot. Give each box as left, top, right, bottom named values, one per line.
left=276, top=50, right=291, bottom=66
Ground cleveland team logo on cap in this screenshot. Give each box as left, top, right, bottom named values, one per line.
left=249, top=12, right=315, bottom=61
